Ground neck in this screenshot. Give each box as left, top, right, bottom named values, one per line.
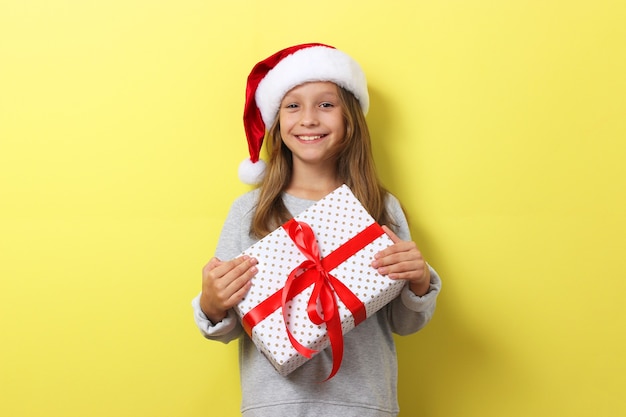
left=285, top=163, right=341, bottom=201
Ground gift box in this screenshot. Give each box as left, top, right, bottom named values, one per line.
left=234, top=184, right=405, bottom=378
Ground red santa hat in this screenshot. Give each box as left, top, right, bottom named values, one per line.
left=238, top=43, right=370, bottom=184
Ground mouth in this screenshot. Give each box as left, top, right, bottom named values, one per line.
left=295, top=134, right=327, bottom=142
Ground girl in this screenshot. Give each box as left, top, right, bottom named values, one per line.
left=192, top=43, right=441, bottom=417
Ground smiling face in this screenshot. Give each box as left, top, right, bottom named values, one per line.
left=278, top=81, right=346, bottom=169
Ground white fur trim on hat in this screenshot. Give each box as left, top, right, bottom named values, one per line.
left=238, top=158, right=267, bottom=185
left=255, top=46, right=369, bottom=129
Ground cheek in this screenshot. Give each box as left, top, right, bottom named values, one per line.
left=332, top=113, right=346, bottom=134
left=278, top=114, right=296, bottom=134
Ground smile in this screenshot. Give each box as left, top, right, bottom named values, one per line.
left=296, top=134, right=327, bottom=141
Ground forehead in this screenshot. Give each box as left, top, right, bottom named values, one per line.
left=282, top=81, right=340, bottom=99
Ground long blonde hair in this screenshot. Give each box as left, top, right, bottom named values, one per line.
left=251, top=85, right=394, bottom=238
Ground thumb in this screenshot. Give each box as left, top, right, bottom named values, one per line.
left=205, top=256, right=222, bottom=270
left=381, top=225, right=402, bottom=244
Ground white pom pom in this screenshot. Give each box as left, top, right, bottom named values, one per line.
left=238, top=158, right=267, bottom=184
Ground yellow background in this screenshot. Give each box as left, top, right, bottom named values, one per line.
left=1, top=1, right=624, bottom=416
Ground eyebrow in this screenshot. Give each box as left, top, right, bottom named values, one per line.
left=282, top=91, right=339, bottom=101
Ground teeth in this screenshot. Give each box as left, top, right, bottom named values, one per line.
left=298, top=135, right=323, bottom=141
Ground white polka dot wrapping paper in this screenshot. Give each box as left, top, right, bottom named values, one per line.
left=233, top=184, right=405, bottom=377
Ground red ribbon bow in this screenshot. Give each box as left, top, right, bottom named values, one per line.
left=242, top=219, right=385, bottom=379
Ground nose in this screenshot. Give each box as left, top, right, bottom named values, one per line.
left=299, top=106, right=319, bottom=127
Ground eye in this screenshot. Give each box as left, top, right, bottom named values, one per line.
left=284, top=103, right=299, bottom=109
left=319, top=102, right=335, bottom=108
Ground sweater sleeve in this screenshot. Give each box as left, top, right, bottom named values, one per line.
left=191, top=295, right=243, bottom=343
left=383, top=194, right=442, bottom=335
left=191, top=192, right=258, bottom=344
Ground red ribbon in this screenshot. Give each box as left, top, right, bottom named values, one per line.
left=242, top=219, right=385, bottom=379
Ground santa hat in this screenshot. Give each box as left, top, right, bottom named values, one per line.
left=238, top=43, right=370, bottom=184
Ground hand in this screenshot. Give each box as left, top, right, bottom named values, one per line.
left=371, top=225, right=431, bottom=296
left=199, top=255, right=258, bottom=323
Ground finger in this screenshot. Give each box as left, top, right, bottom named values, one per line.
left=377, top=249, right=419, bottom=267
left=205, top=257, right=256, bottom=305
left=374, top=243, right=417, bottom=269
left=202, top=257, right=223, bottom=275
left=383, top=259, right=424, bottom=277
left=228, top=256, right=258, bottom=277
left=213, top=255, right=254, bottom=280
left=222, top=259, right=257, bottom=308
left=225, top=279, right=253, bottom=308
left=204, top=256, right=256, bottom=300
left=381, top=225, right=402, bottom=244
left=222, top=256, right=258, bottom=289
left=377, top=225, right=418, bottom=257
left=377, top=257, right=421, bottom=276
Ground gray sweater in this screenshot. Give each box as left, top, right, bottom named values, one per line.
left=192, top=189, right=441, bottom=417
